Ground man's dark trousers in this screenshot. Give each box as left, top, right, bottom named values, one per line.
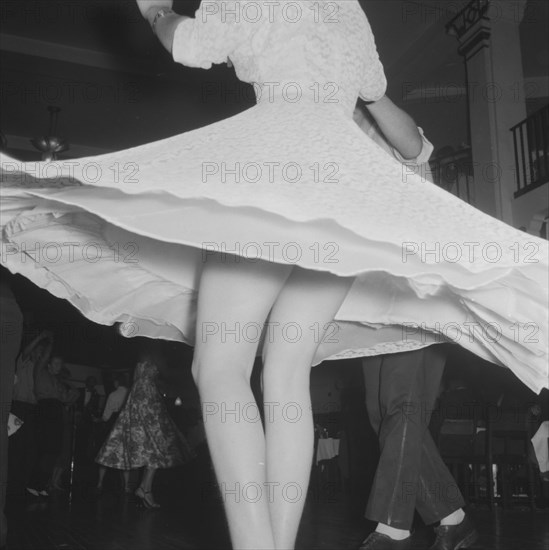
left=362, top=345, right=465, bottom=529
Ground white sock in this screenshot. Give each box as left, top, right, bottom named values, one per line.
left=440, top=508, right=465, bottom=526
left=375, top=523, right=410, bottom=540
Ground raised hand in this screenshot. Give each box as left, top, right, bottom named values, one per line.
left=135, top=0, right=173, bottom=21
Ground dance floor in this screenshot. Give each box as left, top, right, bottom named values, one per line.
left=6, top=475, right=549, bottom=550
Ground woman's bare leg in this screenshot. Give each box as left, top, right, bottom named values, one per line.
left=191, top=253, right=292, bottom=550
left=97, top=466, right=106, bottom=489
left=140, top=467, right=156, bottom=492
left=122, top=469, right=130, bottom=493
left=138, top=467, right=158, bottom=505
left=262, top=268, right=352, bottom=549
left=50, top=466, right=63, bottom=489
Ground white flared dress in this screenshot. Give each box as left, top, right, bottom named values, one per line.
left=1, top=1, right=547, bottom=392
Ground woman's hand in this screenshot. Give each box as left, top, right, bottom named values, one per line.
left=135, top=0, right=173, bottom=22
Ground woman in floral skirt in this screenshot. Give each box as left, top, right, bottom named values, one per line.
left=95, top=353, right=194, bottom=508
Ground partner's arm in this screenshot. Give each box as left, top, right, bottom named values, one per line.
left=33, top=332, right=54, bottom=384
left=365, top=95, right=423, bottom=160
left=20, top=331, right=47, bottom=360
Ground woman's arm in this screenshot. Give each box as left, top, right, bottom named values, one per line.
left=101, top=393, right=115, bottom=422
left=21, top=335, right=40, bottom=360
left=136, top=0, right=189, bottom=53
left=364, top=95, right=423, bottom=160
left=33, top=332, right=54, bottom=382
left=21, top=330, right=49, bottom=360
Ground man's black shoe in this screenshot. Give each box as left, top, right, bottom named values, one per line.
left=358, top=532, right=412, bottom=550
left=429, top=515, right=479, bottom=550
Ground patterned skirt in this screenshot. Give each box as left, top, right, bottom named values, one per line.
left=96, top=384, right=194, bottom=470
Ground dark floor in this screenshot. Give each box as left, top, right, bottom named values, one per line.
left=6, top=479, right=549, bottom=550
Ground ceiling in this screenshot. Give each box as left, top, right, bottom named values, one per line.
left=1, top=0, right=546, bottom=156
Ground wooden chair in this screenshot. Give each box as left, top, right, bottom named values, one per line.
left=311, top=412, right=342, bottom=500
left=485, top=406, right=539, bottom=510
left=437, top=411, right=492, bottom=507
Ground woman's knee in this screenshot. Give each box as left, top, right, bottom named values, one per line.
left=261, top=345, right=313, bottom=389
left=191, top=349, right=254, bottom=390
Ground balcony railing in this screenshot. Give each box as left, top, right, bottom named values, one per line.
left=446, top=0, right=491, bottom=39
left=511, top=104, right=549, bottom=198
left=429, top=147, right=473, bottom=203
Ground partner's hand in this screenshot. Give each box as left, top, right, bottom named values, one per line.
left=135, top=0, right=173, bottom=22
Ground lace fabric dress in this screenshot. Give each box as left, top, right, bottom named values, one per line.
left=0, top=1, right=547, bottom=392
left=96, top=361, right=194, bottom=470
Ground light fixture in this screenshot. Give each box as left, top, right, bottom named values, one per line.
left=31, top=105, right=69, bottom=162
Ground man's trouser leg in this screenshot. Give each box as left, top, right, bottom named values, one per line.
left=363, top=346, right=465, bottom=529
